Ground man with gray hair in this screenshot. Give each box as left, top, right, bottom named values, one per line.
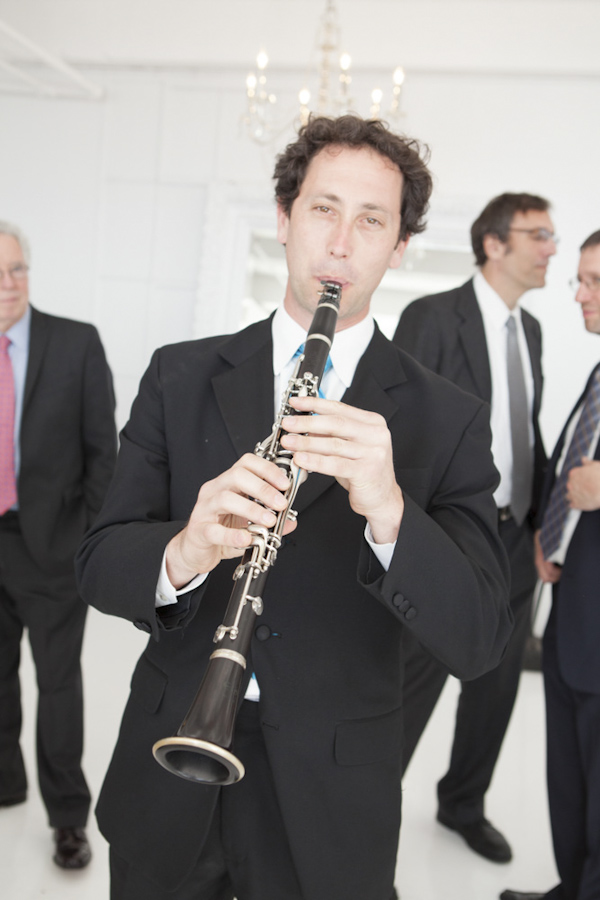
left=0, top=221, right=116, bottom=867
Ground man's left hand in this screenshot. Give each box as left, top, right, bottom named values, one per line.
left=281, top=396, right=404, bottom=544
left=567, top=457, right=600, bottom=511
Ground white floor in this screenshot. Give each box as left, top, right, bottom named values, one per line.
left=1, top=607, right=558, bottom=900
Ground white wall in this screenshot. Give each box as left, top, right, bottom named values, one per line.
left=0, top=0, right=598, bottom=448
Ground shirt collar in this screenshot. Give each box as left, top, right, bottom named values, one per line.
left=272, top=304, right=375, bottom=389
left=473, top=271, right=522, bottom=330
left=5, top=303, right=31, bottom=351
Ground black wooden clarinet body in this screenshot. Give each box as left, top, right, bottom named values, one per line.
left=152, top=281, right=341, bottom=785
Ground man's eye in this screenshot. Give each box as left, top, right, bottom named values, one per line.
left=365, top=217, right=382, bottom=226
left=316, top=206, right=331, bottom=213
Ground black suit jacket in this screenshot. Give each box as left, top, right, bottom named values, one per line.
left=393, top=278, right=547, bottom=518
left=77, top=317, right=511, bottom=899
left=540, top=362, right=600, bottom=693
left=18, top=306, right=117, bottom=576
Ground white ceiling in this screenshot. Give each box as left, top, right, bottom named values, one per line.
left=0, top=0, right=597, bottom=76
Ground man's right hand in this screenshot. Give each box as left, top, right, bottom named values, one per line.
left=165, top=454, right=296, bottom=589
left=534, top=529, right=561, bottom=584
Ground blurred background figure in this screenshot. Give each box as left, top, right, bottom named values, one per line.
left=503, top=229, right=600, bottom=900
left=394, top=193, right=556, bottom=863
left=0, top=221, right=116, bottom=869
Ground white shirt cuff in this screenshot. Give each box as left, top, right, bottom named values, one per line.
left=155, top=549, right=208, bottom=607
left=364, top=523, right=396, bottom=571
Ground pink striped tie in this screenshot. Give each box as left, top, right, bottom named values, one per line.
left=0, top=335, right=17, bottom=515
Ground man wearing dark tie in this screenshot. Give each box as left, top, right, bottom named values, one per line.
left=0, top=222, right=116, bottom=868
left=502, top=229, right=600, bottom=900
left=393, top=193, right=555, bottom=862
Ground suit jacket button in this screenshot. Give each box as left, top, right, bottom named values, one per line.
left=392, top=593, right=405, bottom=608
left=405, top=607, right=417, bottom=621
left=134, top=619, right=152, bottom=633
left=255, top=624, right=272, bottom=641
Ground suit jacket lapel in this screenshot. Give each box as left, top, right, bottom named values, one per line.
left=211, top=318, right=275, bottom=459
left=541, top=362, right=600, bottom=513
left=296, top=326, right=406, bottom=512
left=522, top=313, right=543, bottom=415
left=211, top=318, right=405, bottom=514
left=342, top=325, right=407, bottom=417
left=23, top=307, right=49, bottom=416
left=456, top=282, right=492, bottom=402
left=211, top=317, right=332, bottom=513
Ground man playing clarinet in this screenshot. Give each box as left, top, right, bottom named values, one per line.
left=77, top=115, right=512, bottom=900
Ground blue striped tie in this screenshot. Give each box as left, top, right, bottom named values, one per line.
left=294, top=344, right=333, bottom=399
left=539, top=368, right=600, bottom=559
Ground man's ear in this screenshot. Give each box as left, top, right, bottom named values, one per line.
left=389, top=235, right=410, bottom=270
left=276, top=201, right=289, bottom=246
left=482, top=232, right=507, bottom=261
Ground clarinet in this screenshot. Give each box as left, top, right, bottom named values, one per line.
left=152, top=281, right=341, bottom=785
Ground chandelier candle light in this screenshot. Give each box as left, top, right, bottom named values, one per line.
left=244, top=0, right=405, bottom=143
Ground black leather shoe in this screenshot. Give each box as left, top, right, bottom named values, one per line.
left=0, top=792, right=27, bottom=807
left=53, top=827, right=91, bottom=869
left=437, top=811, right=512, bottom=862
left=500, top=892, right=545, bottom=900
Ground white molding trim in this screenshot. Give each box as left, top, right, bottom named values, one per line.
left=194, top=181, right=274, bottom=338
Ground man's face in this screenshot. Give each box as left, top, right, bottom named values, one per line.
left=488, top=209, right=557, bottom=294
left=0, top=234, right=29, bottom=332
left=575, top=245, right=600, bottom=335
left=276, top=145, right=408, bottom=331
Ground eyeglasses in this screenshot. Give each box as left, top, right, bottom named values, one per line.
left=0, top=263, right=29, bottom=282
left=569, top=275, right=600, bottom=294
left=508, top=227, right=559, bottom=244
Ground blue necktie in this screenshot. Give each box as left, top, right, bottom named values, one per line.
left=294, top=344, right=333, bottom=399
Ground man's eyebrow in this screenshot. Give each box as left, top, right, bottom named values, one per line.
left=310, top=193, right=394, bottom=216
left=309, top=192, right=341, bottom=204
left=362, top=203, right=393, bottom=215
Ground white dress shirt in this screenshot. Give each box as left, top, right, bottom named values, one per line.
left=473, top=271, right=535, bottom=508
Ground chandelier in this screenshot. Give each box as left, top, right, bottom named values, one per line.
left=244, top=0, right=405, bottom=144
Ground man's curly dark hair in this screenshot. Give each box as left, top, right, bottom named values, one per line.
left=273, top=115, right=432, bottom=244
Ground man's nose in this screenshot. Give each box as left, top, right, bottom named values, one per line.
left=328, top=222, right=352, bottom=258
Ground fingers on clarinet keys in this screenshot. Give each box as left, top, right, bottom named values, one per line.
left=436, top=811, right=512, bottom=862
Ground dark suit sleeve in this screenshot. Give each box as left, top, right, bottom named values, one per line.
left=81, top=326, right=118, bottom=523
left=76, top=349, right=204, bottom=641
left=359, top=400, right=512, bottom=682
left=393, top=299, right=442, bottom=369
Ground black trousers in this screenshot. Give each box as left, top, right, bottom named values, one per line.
left=0, top=511, right=90, bottom=827
left=401, top=516, right=535, bottom=824
left=542, top=608, right=600, bottom=900
left=110, top=701, right=400, bottom=900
